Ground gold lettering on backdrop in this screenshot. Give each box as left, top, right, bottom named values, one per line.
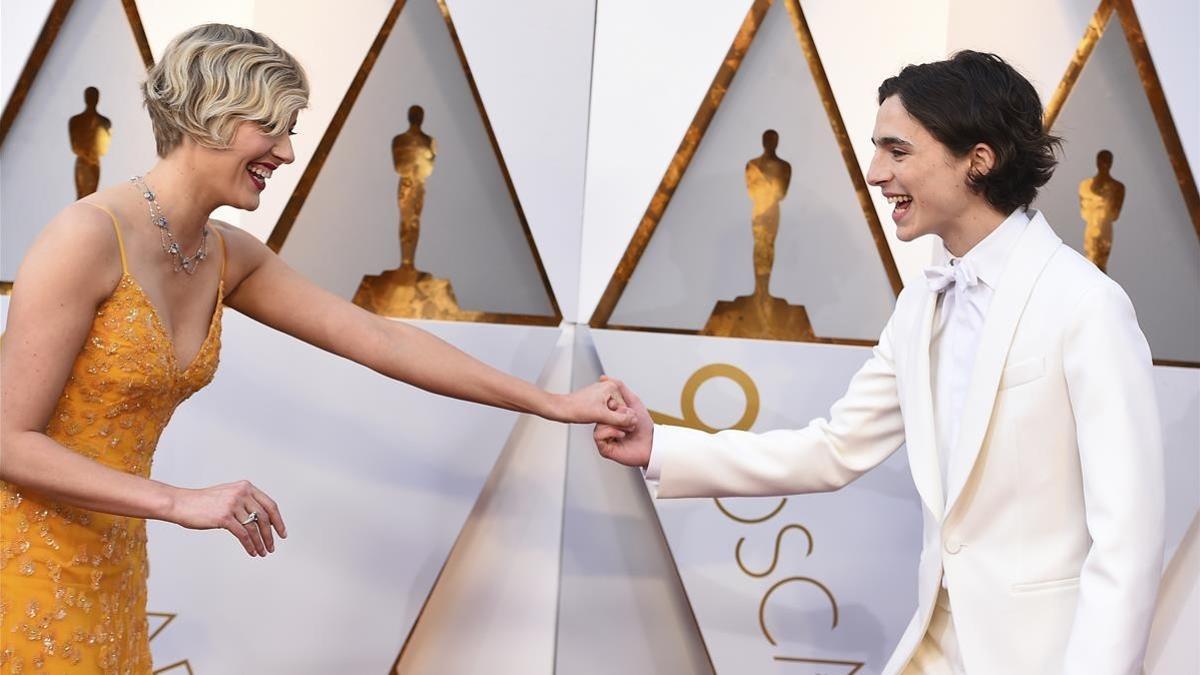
left=759, top=576, right=840, bottom=644
left=146, top=611, right=193, bottom=674
left=1078, top=149, right=1126, bottom=273
left=647, top=363, right=786, bottom=522
left=68, top=87, right=111, bottom=198
left=352, top=105, right=482, bottom=320
left=735, top=523, right=814, bottom=578
left=649, top=363, right=863, bottom=668
left=702, top=130, right=816, bottom=341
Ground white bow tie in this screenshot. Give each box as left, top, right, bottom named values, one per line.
left=924, top=258, right=979, bottom=295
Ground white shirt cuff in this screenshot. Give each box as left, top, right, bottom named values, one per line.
left=642, top=425, right=665, bottom=482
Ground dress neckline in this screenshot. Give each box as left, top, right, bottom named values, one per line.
left=115, top=272, right=223, bottom=375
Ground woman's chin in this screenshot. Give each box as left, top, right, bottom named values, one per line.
left=231, top=193, right=262, bottom=211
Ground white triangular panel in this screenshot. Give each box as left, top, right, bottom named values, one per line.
left=443, top=0, right=594, bottom=321
left=395, top=328, right=573, bottom=673
left=1040, top=18, right=1200, bottom=363
left=606, top=0, right=894, bottom=339
left=1132, top=0, right=1200, bottom=185
left=555, top=327, right=713, bottom=674
left=279, top=0, right=553, bottom=316
left=0, top=0, right=55, bottom=112
left=593, top=328, right=922, bottom=673
left=146, top=312, right=560, bottom=672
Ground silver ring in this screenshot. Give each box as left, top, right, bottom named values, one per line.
left=240, top=511, right=259, bottom=526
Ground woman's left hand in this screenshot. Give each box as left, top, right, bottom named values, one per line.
left=557, top=376, right=637, bottom=428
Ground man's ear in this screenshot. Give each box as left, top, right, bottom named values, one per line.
left=967, top=142, right=997, bottom=181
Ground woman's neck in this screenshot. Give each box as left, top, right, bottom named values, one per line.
left=141, top=155, right=218, bottom=245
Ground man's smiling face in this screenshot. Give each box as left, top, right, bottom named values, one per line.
left=867, top=95, right=979, bottom=244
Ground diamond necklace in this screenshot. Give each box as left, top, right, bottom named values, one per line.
left=130, top=175, right=208, bottom=275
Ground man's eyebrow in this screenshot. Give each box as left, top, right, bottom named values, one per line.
left=871, top=136, right=914, bottom=148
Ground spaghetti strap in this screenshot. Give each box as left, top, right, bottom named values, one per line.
left=87, top=203, right=129, bottom=274
left=211, top=227, right=228, bottom=284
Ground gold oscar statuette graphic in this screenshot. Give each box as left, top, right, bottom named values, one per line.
left=352, top=105, right=483, bottom=320
left=395, top=104, right=436, bottom=270
left=590, top=0, right=902, bottom=343
left=1078, top=149, right=1125, bottom=273
left=702, top=130, right=816, bottom=341
left=68, top=86, right=112, bottom=199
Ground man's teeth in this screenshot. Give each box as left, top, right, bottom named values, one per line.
left=249, top=165, right=272, bottom=180
left=887, top=195, right=912, bottom=204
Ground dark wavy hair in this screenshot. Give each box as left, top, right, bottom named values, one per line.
left=877, top=50, right=1061, bottom=213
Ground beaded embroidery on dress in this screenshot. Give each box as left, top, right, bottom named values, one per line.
left=0, top=206, right=224, bottom=673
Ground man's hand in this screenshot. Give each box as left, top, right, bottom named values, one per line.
left=593, top=377, right=654, bottom=468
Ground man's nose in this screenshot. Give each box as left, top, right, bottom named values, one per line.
left=866, top=153, right=889, bottom=186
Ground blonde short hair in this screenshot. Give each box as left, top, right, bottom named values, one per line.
left=143, top=24, right=309, bottom=157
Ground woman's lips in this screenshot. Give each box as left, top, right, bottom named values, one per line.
left=247, top=169, right=265, bottom=191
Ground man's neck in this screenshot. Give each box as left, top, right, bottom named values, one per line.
left=941, top=205, right=1010, bottom=258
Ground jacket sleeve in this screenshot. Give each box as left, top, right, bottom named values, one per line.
left=650, top=314, right=907, bottom=499
left=1060, top=279, right=1165, bottom=675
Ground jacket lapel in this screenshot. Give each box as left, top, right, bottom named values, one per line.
left=908, top=288, right=945, bottom=522
left=943, top=211, right=1062, bottom=516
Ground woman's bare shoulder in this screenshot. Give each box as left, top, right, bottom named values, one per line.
left=206, top=220, right=273, bottom=286
left=12, top=199, right=125, bottom=304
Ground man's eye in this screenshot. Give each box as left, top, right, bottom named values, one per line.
left=891, top=150, right=907, bottom=159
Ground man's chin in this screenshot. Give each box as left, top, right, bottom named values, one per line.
left=894, top=223, right=919, bottom=242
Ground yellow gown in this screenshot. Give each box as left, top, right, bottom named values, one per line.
left=1, top=207, right=225, bottom=673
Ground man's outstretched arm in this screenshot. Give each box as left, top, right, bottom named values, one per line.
left=595, top=316, right=907, bottom=499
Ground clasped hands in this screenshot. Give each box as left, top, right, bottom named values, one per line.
left=591, top=376, right=654, bottom=469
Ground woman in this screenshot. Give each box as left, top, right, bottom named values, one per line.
left=0, top=24, right=631, bottom=672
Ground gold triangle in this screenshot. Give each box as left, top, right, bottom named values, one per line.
left=589, top=0, right=899, bottom=344
left=265, top=0, right=560, bottom=326
left=146, top=610, right=177, bottom=642
left=1044, top=0, right=1200, bottom=368
left=152, top=660, right=195, bottom=675
left=147, top=611, right=195, bottom=674
left=0, top=0, right=153, bottom=147
left=0, top=0, right=153, bottom=291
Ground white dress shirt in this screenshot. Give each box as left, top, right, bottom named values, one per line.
left=925, top=208, right=1028, bottom=614
left=927, top=208, right=1029, bottom=494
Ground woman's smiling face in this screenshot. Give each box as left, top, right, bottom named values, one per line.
left=204, top=116, right=296, bottom=211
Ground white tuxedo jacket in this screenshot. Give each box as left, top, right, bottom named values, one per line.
left=652, top=212, right=1165, bottom=674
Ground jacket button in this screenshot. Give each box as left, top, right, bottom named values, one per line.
left=944, top=539, right=963, bottom=554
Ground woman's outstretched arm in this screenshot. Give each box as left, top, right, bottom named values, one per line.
left=220, top=225, right=634, bottom=427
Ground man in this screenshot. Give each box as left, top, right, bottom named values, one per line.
left=593, top=51, right=1164, bottom=675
